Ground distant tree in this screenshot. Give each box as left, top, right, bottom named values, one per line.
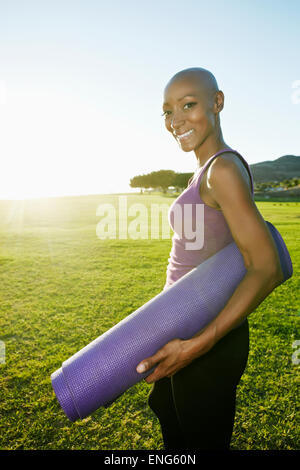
left=285, top=177, right=299, bottom=188
left=130, top=175, right=152, bottom=193
left=282, top=179, right=292, bottom=188
left=148, top=170, right=176, bottom=193
left=173, top=172, right=194, bottom=191
left=130, top=170, right=176, bottom=193
left=256, top=182, right=270, bottom=192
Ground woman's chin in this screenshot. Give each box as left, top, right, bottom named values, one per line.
left=178, top=142, right=195, bottom=153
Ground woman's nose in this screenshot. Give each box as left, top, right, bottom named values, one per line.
left=170, top=112, right=185, bottom=130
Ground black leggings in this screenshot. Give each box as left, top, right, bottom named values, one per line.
left=148, top=319, right=249, bottom=450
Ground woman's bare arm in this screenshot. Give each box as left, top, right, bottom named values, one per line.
left=136, top=156, right=283, bottom=381
left=182, top=155, right=284, bottom=358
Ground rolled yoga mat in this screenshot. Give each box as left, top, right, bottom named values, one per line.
left=51, top=221, right=293, bottom=422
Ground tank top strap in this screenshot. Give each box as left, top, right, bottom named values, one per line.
left=194, top=148, right=254, bottom=196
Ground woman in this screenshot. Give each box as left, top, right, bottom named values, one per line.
left=136, top=67, right=284, bottom=450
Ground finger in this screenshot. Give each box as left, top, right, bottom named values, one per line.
left=145, top=372, right=157, bottom=384
left=145, top=363, right=173, bottom=383
left=136, top=360, right=149, bottom=373
left=136, top=348, right=165, bottom=373
left=145, top=367, right=164, bottom=383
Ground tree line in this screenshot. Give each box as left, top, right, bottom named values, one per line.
left=130, top=170, right=194, bottom=193
left=130, top=171, right=299, bottom=194
left=254, top=177, right=299, bottom=192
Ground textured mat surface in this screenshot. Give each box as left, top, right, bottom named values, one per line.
left=51, top=221, right=293, bottom=421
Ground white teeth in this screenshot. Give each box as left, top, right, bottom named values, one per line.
left=176, top=129, right=194, bottom=139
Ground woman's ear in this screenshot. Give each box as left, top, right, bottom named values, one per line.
left=214, top=90, right=224, bottom=113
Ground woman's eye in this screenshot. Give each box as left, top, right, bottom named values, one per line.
left=183, top=102, right=197, bottom=110
left=161, top=102, right=196, bottom=117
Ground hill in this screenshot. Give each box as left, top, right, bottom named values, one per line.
left=249, top=155, right=300, bottom=183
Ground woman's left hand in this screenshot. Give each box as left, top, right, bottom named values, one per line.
left=136, top=330, right=217, bottom=383
left=135, top=338, right=191, bottom=383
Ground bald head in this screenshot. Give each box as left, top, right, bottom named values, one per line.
left=164, top=67, right=220, bottom=105
left=167, top=67, right=219, bottom=91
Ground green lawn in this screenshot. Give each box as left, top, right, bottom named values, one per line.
left=0, top=194, right=299, bottom=450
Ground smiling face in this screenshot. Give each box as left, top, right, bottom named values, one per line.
left=162, top=71, right=224, bottom=156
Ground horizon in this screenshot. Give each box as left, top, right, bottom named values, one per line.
left=1, top=153, right=299, bottom=202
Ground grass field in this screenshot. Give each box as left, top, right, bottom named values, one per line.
left=0, top=194, right=299, bottom=450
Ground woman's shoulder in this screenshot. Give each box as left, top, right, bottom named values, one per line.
left=206, top=152, right=252, bottom=194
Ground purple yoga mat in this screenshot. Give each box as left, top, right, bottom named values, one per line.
left=51, top=221, right=292, bottom=421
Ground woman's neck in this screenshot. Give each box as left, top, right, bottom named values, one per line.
left=194, top=131, right=231, bottom=168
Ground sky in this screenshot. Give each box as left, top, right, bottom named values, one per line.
left=0, top=0, right=299, bottom=199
